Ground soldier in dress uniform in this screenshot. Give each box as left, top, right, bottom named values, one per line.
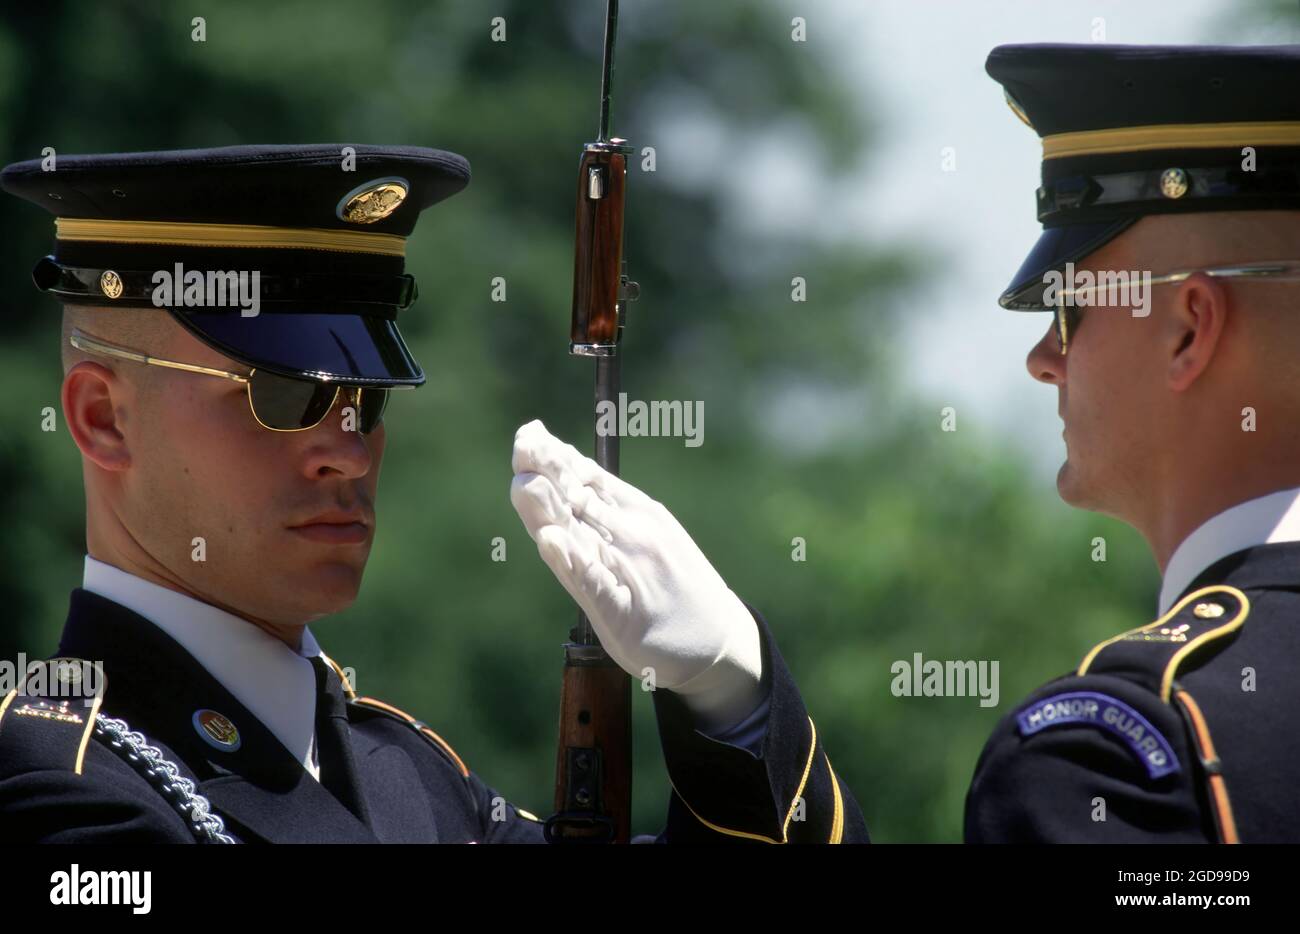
left=965, top=44, right=1300, bottom=842
left=0, top=144, right=865, bottom=843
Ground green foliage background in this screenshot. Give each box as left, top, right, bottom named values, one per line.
left=2, top=0, right=1273, bottom=841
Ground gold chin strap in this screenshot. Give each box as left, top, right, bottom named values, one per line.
left=55, top=217, right=407, bottom=257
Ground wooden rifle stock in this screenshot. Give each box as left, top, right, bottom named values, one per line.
left=543, top=0, right=639, bottom=845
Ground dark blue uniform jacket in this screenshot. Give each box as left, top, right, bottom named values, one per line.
left=0, top=589, right=867, bottom=844
left=967, top=542, right=1300, bottom=843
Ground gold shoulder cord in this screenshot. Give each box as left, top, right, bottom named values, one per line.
left=2, top=665, right=234, bottom=842
left=1172, top=686, right=1239, bottom=844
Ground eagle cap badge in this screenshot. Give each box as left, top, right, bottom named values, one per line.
left=337, top=177, right=409, bottom=224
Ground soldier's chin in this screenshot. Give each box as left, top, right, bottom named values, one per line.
left=293, top=560, right=367, bottom=617
left=1055, top=458, right=1088, bottom=508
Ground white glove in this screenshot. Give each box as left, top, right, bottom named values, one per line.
left=510, top=419, right=764, bottom=733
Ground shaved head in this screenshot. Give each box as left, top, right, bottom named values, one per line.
left=1130, top=210, right=1300, bottom=354
left=1131, top=210, right=1300, bottom=267
left=1120, top=211, right=1300, bottom=412
left=60, top=304, right=176, bottom=377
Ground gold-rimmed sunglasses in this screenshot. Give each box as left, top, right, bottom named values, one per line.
left=1051, top=261, right=1300, bottom=356
left=69, top=328, right=399, bottom=433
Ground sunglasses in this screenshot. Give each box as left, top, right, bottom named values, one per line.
left=69, top=328, right=397, bottom=433
left=1050, top=260, right=1300, bottom=356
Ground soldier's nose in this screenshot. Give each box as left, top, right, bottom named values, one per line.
left=1026, top=325, right=1065, bottom=386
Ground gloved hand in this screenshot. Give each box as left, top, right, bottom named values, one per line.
left=510, top=419, right=764, bottom=733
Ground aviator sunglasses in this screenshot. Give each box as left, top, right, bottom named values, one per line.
left=69, top=328, right=395, bottom=433
left=1050, top=260, right=1300, bottom=356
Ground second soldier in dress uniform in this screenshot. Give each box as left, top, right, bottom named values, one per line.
left=965, top=43, right=1300, bottom=842
left=0, top=144, right=865, bottom=843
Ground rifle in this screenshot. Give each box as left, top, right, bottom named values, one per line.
left=543, top=0, right=640, bottom=845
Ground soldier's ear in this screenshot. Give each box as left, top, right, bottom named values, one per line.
left=1166, top=272, right=1228, bottom=393
left=62, top=361, right=132, bottom=471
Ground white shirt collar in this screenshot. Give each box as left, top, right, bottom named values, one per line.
left=1158, top=486, right=1300, bottom=615
left=82, top=555, right=323, bottom=779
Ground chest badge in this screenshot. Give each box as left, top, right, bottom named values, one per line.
left=193, top=709, right=242, bottom=752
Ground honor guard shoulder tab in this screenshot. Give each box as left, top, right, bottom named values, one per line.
left=1077, top=585, right=1249, bottom=702
left=316, top=652, right=471, bottom=778
left=0, top=658, right=105, bottom=775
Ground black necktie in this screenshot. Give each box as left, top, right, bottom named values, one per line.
left=309, top=655, right=371, bottom=825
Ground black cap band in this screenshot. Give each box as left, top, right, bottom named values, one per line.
left=1038, top=164, right=1300, bottom=225
left=33, top=257, right=417, bottom=316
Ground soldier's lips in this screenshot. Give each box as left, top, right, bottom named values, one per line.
left=287, top=522, right=369, bottom=544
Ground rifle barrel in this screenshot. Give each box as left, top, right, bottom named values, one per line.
left=597, top=0, right=619, bottom=142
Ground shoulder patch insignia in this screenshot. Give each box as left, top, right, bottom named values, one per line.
left=1016, top=690, right=1180, bottom=779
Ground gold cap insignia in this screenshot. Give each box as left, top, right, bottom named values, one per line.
left=1160, top=167, right=1190, bottom=199
left=99, top=270, right=123, bottom=299
left=193, top=709, right=241, bottom=751
left=1193, top=601, right=1225, bottom=619
left=338, top=178, right=409, bottom=224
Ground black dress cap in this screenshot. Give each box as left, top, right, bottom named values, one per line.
left=985, top=45, right=1300, bottom=311
left=0, top=144, right=471, bottom=385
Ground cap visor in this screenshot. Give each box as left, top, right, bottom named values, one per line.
left=170, top=310, right=424, bottom=386
left=999, top=218, right=1137, bottom=310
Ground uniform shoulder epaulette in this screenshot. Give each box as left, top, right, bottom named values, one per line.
left=1, top=657, right=236, bottom=842
left=1016, top=584, right=1249, bottom=843
left=317, top=652, right=471, bottom=779
left=1076, top=584, right=1249, bottom=702
left=0, top=657, right=104, bottom=775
